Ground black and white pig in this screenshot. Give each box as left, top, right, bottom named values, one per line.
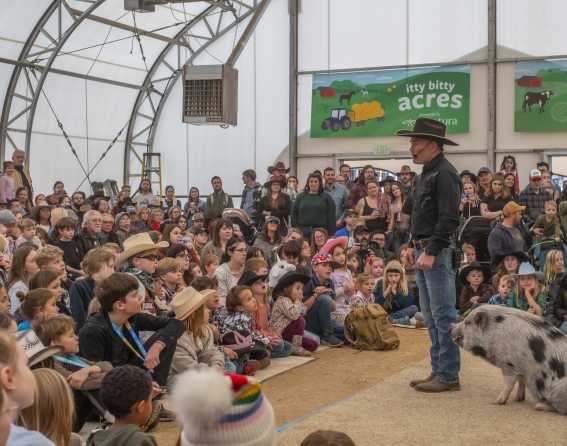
left=450, top=305, right=567, bottom=414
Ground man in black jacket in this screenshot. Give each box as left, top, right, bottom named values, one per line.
left=79, top=272, right=184, bottom=387
left=398, top=118, right=462, bottom=393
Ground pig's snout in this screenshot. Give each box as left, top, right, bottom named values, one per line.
left=449, top=323, right=464, bottom=347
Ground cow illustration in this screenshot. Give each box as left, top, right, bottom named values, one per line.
left=522, top=90, right=554, bottom=113
left=360, top=89, right=369, bottom=96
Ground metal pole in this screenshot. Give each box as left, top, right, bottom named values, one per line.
left=289, top=0, right=299, bottom=175
left=226, top=0, right=272, bottom=68
left=487, top=0, right=497, bottom=171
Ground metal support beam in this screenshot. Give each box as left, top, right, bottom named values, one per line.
left=67, top=7, right=192, bottom=49
left=0, top=0, right=107, bottom=163
left=123, top=0, right=260, bottom=184
left=0, top=56, right=141, bottom=90
left=226, top=0, right=271, bottom=67
left=487, top=0, right=497, bottom=170
left=288, top=0, right=299, bottom=175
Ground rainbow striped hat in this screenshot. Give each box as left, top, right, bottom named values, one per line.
left=172, top=369, right=276, bottom=446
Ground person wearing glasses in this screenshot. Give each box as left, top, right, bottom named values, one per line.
left=213, top=237, right=247, bottom=306
left=116, top=233, right=169, bottom=316
left=480, top=174, right=512, bottom=221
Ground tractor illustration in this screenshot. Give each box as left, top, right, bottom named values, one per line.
left=321, top=108, right=352, bottom=131
left=321, top=101, right=385, bottom=132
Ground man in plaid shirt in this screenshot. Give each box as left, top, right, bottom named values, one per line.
left=518, top=169, right=553, bottom=225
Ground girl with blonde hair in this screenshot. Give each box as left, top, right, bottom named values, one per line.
left=18, top=368, right=80, bottom=446
left=543, top=249, right=564, bottom=293
left=373, top=260, right=422, bottom=326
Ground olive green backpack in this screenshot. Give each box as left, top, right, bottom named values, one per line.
left=344, top=304, right=400, bottom=350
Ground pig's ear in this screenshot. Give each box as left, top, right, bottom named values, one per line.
left=473, top=311, right=489, bottom=331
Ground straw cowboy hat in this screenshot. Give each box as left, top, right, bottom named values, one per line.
left=396, top=117, right=459, bottom=146
left=116, top=232, right=169, bottom=266
left=172, top=287, right=215, bottom=321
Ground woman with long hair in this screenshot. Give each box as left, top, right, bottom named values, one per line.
left=459, top=181, right=481, bottom=219
left=201, top=218, right=234, bottom=259
left=346, top=165, right=376, bottom=210
left=356, top=179, right=390, bottom=232
left=131, top=206, right=150, bottom=233
left=480, top=174, right=511, bottom=220
left=184, top=186, right=206, bottom=225
left=7, top=245, right=39, bottom=315
left=258, top=176, right=291, bottom=234
left=503, top=173, right=518, bottom=201
left=310, top=227, right=329, bottom=254
left=387, top=181, right=406, bottom=233
left=162, top=185, right=182, bottom=214
left=253, top=217, right=282, bottom=265
left=543, top=249, right=564, bottom=294
left=291, top=173, right=336, bottom=238
left=499, top=155, right=519, bottom=194
left=213, top=237, right=247, bottom=304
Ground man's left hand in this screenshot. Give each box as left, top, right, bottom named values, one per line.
left=417, top=252, right=436, bottom=271
left=144, top=342, right=164, bottom=370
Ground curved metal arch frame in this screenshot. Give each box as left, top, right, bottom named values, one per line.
left=0, top=0, right=107, bottom=162
left=123, top=0, right=258, bottom=184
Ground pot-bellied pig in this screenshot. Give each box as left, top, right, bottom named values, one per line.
left=450, top=305, right=567, bottom=414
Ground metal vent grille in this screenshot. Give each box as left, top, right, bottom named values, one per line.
left=182, top=64, right=237, bottom=125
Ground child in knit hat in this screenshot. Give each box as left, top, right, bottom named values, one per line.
left=172, top=368, right=276, bottom=446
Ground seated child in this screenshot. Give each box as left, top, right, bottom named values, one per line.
left=30, top=270, right=68, bottom=318
left=201, top=254, right=220, bottom=279
left=16, top=288, right=58, bottom=331
left=15, top=218, right=42, bottom=249
left=169, top=287, right=224, bottom=383
left=270, top=271, right=319, bottom=352
left=155, top=257, right=183, bottom=306
left=35, top=314, right=113, bottom=431
left=364, top=256, right=385, bottom=288
left=50, top=217, right=83, bottom=279
left=460, top=243, right=477, bottom=267
left=329, top=239, right=355, bottom=324
left=351, top=273, right=375, bottom=308
left=269, top=240, right=301, bottom=289
left=532, top=200, right=561, bottom=242
left=458, top=262, right=493, bottom=315
left=238, top=271, right=299, bottom=358
left=88, top=365, right=158, bottom=446
left=488, top=275, right=514, bottom=305
left=34, top=246, right=72, bottom=314
left=69, top=247, right=115, bottom=331
left=346, top=252, right=361, bottom=276
left=192, top=276, right=238, bottom=373
left=373, top=260, right=420, bottom=326
left=507, top=262, right=547, bottom=316
left=221, top=286, right=270, bottom=374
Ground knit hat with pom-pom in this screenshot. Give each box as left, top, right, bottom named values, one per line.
left=172, top=368, right=276, bottom=446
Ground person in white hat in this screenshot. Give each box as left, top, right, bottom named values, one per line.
left=168, top=287, right=224, bottom=384
left=117, top=233, right=169, bottom=317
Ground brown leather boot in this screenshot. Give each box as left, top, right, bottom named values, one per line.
left=409, top=373, right=435, bottom=388
left=414, top=376, right=461, bottom=393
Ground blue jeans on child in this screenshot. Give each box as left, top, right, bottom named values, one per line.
left=560, top=321, right=567, bottom=334
left=270, top=340, right=294, bottom=358
left=390, top=305, right=419, bottom=321
left=415, top=246, right=460, bottom=384
left=305, top=294, right=344, bottom=340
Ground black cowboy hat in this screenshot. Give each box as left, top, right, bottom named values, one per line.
left=396, top=117, right=459, bottom=146
left=490, top=251, right=528, bottom=268
left=379, top=176, right=396, bottom=187
left=238, top=270, right=268, bottom=287
left=272, top=271, right=310, bottom=297
left=267, top=161, right=290, bottom=174
left=458, top=262, right=492, bottom=286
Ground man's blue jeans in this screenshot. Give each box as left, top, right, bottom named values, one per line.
left=415, top=246, right=460, bottom=383
left=305, top=294, right=344, bottom=339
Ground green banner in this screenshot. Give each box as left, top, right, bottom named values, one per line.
left=515, top=59, right=567, bottom=132
left=310, top=65, right=470, bottom=138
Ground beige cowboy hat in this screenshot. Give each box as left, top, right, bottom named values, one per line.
left=172, top=287, right=216, bottom=320
left=116, top=232, right=169, bottom=266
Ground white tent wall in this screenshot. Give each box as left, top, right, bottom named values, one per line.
left=153, top=0, right=290, bottom=197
